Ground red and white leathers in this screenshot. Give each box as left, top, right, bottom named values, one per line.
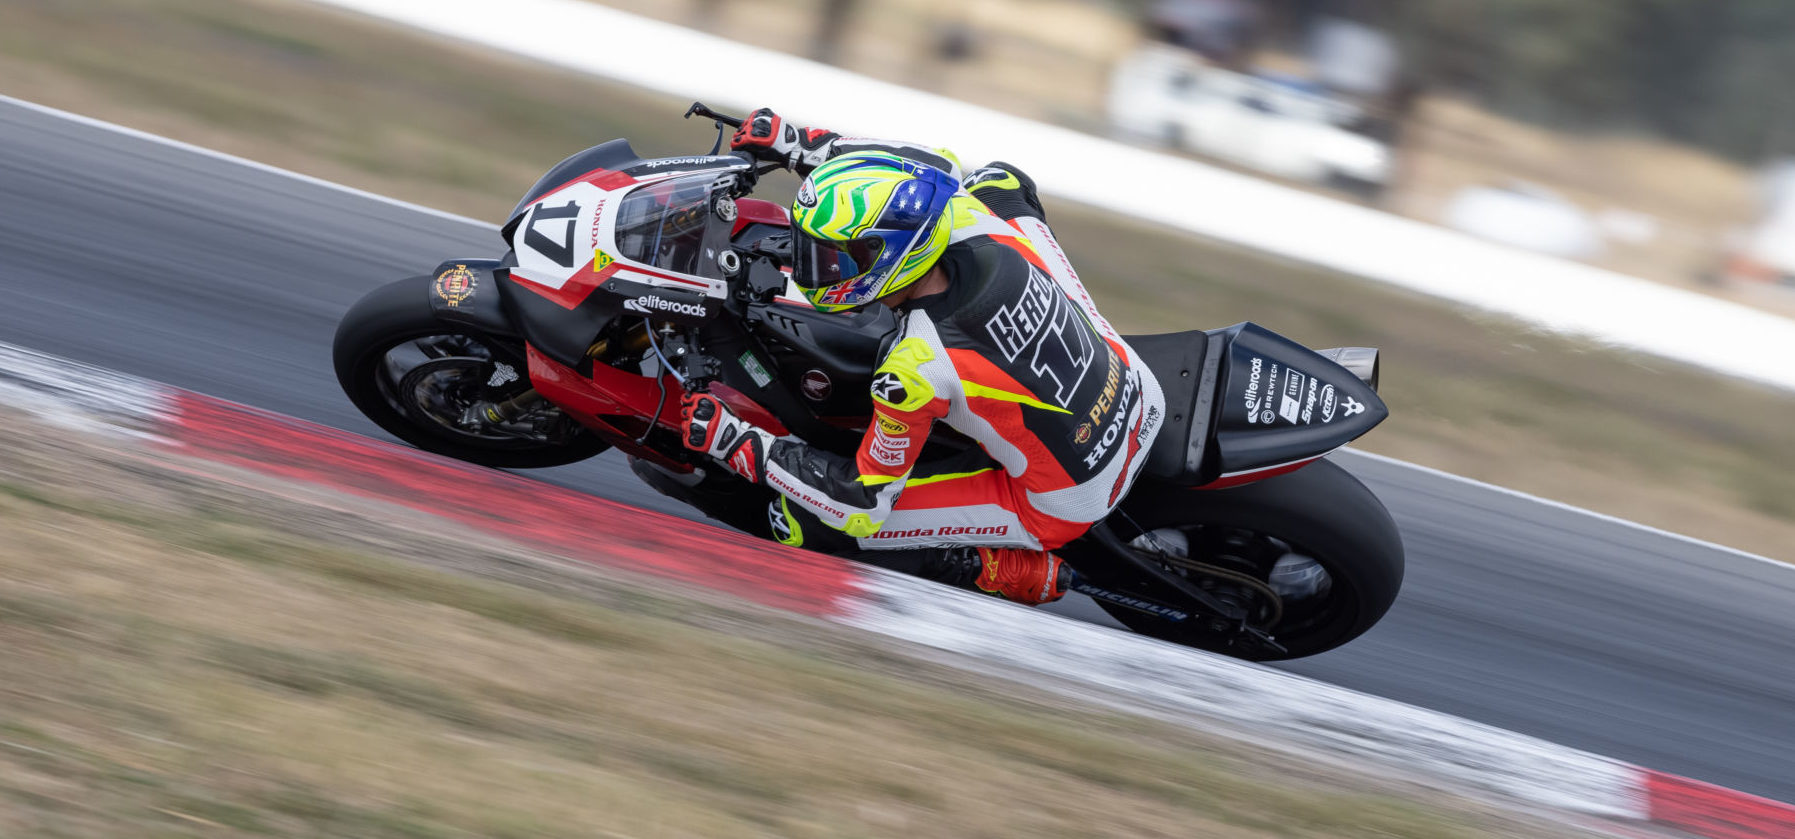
left=757, top=145, right=1166, bottom=554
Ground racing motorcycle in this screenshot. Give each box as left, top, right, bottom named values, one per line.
left=333, top=103, right=1403, bottom=660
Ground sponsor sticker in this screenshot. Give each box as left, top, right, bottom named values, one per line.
left=800, top=369, right=833, bottom=401
left=641, top=156, right=727, bottom=168
left=487, top=362, right=519, bottom=388
left=876, top=414, right=909, bottom=436
left=796, top=179, right=818, bottom=208
left=869, top=423, right=910, bottom=466
left=1264, top=363, right=1280, bottom=424
left=1071, top=582, right=1190, bottom=621
left=738, top=351, right=773, bottom=388
left=1242, top=356, right=1264, bottom=422
left=1079, top=352, right=1123, bottom=431
left=1138, top=404, right=1162, bottom=442
left=1320, top=384, right=1338, bottom=423
left=1073, top=423, right=1093, bottom=445
left=1279, top=370, right=1306, bottom=424
left=964, top=166, right=1009, bottom=188
left=623, top=294, right=708, bottom=317
left=728, top=445, right=759, bottom=483
left=871, top=524, right=1009, bottom=540
left=587, top=197, right=608, bottom=251
left=1081, top=369, right=1139, bottom=468
left=765, top=471, right=847, bottom=519
left=767, top=501, right=794, bottom=543
left=1341, top=396, right=1366, bottom=417
left=870, top=371, right=908, bottom=406
left=433, top=264, right=478, bottom=307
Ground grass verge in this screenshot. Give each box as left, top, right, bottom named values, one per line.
left=0, top=411, right=1620, bottom=837
left=1, top=0, right=1791, bottom=559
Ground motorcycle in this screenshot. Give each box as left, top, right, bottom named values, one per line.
left=333, top=103, right=1403, bottom=660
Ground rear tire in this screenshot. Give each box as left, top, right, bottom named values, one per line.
left=333, top=276, right=609, bottom=468
left=1093, top=459, right=1403, bottom=660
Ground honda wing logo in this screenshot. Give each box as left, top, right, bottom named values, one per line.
left=622, top=295, right=708, bottom=317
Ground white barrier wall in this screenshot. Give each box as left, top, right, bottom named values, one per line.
left=309, top=0, right=1795, bottom=394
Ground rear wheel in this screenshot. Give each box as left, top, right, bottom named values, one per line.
left=1086, top=459, right=1403, bottom=660
left=332, top=276, right=609, bottom=468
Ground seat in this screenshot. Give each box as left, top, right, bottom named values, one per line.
left=1124, top=330, right=1217, bottom=484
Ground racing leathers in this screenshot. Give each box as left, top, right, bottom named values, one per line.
left=701, top=117, right=1165, bottom=595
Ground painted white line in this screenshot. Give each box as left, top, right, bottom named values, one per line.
left=0, top=341, right=170, bottom=438
left=0, top=94, right=498, bottom=233
left=302, top=0, right=1795, bottom=395
left=845, top=570, right=1652, bottom=819
left=1335, top=448, right=1788, bottom=569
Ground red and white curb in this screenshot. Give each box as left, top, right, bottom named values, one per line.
left=4, top=339, right=1792, bottom=837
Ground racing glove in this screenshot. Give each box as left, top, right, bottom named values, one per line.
left=680, top=391, right=776, bottom=485
left=730, top=107, right=840, bottom=174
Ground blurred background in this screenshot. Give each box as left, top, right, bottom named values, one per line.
left=5, top=2, right=1795, bottom=834
left=621, top=0, right=1795, bottom=317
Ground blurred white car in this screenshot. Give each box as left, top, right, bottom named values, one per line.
left=1442, top=183, right=1605, bottom=259
left=1108, top=45, right=1391, bottom=195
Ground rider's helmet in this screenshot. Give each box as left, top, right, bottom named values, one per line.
left=790, top=152, right=962, bottom=312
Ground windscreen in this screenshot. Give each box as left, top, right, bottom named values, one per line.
left=613, top=175, right=732, bottom=280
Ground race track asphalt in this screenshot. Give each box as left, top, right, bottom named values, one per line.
left=4, top=98, right=1793, bottom=801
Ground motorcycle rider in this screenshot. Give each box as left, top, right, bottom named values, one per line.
left=680, top=108, right=1165, bottom=605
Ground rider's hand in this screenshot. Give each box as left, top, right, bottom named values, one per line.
left=730, top=107, right=839, bottom=173
left=680, top=391, right=775, bottom=484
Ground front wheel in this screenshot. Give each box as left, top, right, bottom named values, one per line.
left=332, top=276, right=609, bottom=468
left=1083, top=459, right=1403, bottom=660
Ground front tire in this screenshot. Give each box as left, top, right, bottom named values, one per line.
left=1091, top=459, right=1403, bottom=660
left=333, top=276, right=609, bottom=468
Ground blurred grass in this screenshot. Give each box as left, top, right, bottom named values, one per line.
left=0, top=415, right=1597, bottom=838
left=1, top=0, right=1793, bottom=558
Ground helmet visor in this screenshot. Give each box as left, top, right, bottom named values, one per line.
left=793, top=232, right=887, bottom=289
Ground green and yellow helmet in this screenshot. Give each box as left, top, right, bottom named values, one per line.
left=789, top=152, right=962, bottom=312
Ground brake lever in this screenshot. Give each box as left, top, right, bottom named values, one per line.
left=684, top=101, right=744, bottom=129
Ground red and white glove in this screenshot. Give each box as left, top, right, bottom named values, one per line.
left=730, top=107, right=839, bottom=174
left=680, top=391, right=776, bottom=484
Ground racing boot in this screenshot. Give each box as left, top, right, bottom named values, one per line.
left=964, top=161, right=1047, bottom=222
left=967, top=546, right=1073, bottom=606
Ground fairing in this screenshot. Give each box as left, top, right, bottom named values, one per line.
left=1138, top=322, right=1386, bottom=487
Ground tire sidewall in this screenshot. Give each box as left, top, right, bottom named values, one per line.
left=332, top=276, right=608, bottom=469
left=1100, top=458, right=1404, bottom=659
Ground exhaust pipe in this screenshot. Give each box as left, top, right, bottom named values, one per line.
left=1316, top=347, right=1379, bottom=392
